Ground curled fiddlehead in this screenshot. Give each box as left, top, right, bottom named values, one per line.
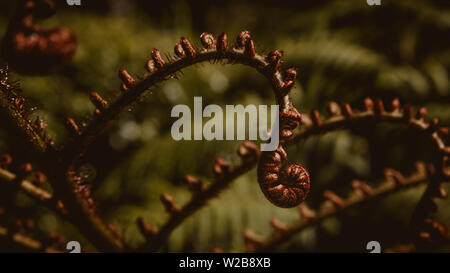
left=258, top=145, right=311, bottom=208
left=64, top=30, right=310, bottom=216
left=256, top=67, right=310, bottom=208
left=249, top=163, right=432, bottom=252
left=48, top=30, right=312, bottom=251
left=247, top=98, right=450, bottom=252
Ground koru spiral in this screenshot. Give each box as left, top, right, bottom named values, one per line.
left=162, top=31, right=311, bottom=208
left=74, top=30, right=311, bottom=209
left=131, top=30, right=312, bottom=208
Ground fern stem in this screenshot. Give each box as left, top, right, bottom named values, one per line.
left=255, top=168, right=429, bottom=252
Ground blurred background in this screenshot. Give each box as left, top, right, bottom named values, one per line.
left=0, top=0, right=449, bottom=252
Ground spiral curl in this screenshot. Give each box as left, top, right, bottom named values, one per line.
left=57, top=30, right=313, bottom=251
left=257, top=78, right=310, bottom=207
left=257, top=146, right=310, bottom=208
left=80, top=30, right=311, bottom=209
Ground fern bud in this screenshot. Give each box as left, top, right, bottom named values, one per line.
left=180, top=37, right=196, bottom=59
left=151, top=49, right=165, bottom=69
left=216, top=32, right=228, bottom=53
left=270, top=217, right=290, bottom=233
left=342, top=103, right=353, bottom=119
left=244, top=38, right=256, bottom=57
left=213, top=157, right=231, bottom=178
left=374, top=99, right=385, bottom=116
left=236, top=30, right=251, bottom=49
left=311, top=109, right=322, bottom=127
left=0, top=154, right=13, bottom=169
left=323, top=190, right=345, bottom=208
left=237, top=141, right=260, bottom=162
left=200, top=32, right=216, bottom=49
left=137, top=217, right=157, bottom=238
left=403, top=104, right=413, bottom=121
left=364, top=97, right=374, bottom=112
left=284, top=68, right=297, bottom=82
left=182, top=175, right=202, bottom=193
left=416, top=107, right=427, bottom=121
left=66, top=117, right=81, bottom=136
left=298, top=203, right=316, bottom=221
left=160, top=193, right=181, bottom=214
left=265, top=50, right=283, bottom=72
left=145, top=59, right=157, bottom=73
left=174, top=42, right=185, bottom=58
left=118, top=69, right=135, bottom=88
left=352, top=180, right=373, bottom=196
left=89, top=92, right=108, bottom=111
left=391, top=98, right=401, bottom=113
left=327, top=101, right=342, bottom=116
left=19, top=163, right=33, bottom=176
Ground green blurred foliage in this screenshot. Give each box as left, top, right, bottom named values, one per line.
left=0, top=0, right=449, bottom=252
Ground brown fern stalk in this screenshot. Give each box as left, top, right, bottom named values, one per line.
left=0, top=224, right=43, bottom=251
left=290, top=98, right=450, bottom=180
left=0, top=165, right=65, bottom=216
left=50, top=30, right=307, bottom=252
left=136, top=98, right=449, bottom=252
left=246, top=98, right=450, bottom=252
left=1, top=23, right=448, bottom=252
left=251, top=163, right=432, bottom=252
left=63, top=31, right=299, bottom=161
left=0, top=220, right=70, bottom=252
left=138, top=141, right=260, bottom=252
left=0, top=65, right=123, bottom=251
left=410, top=164, right=448, bottom=249
left=0, top=66, right=53, bottom=153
